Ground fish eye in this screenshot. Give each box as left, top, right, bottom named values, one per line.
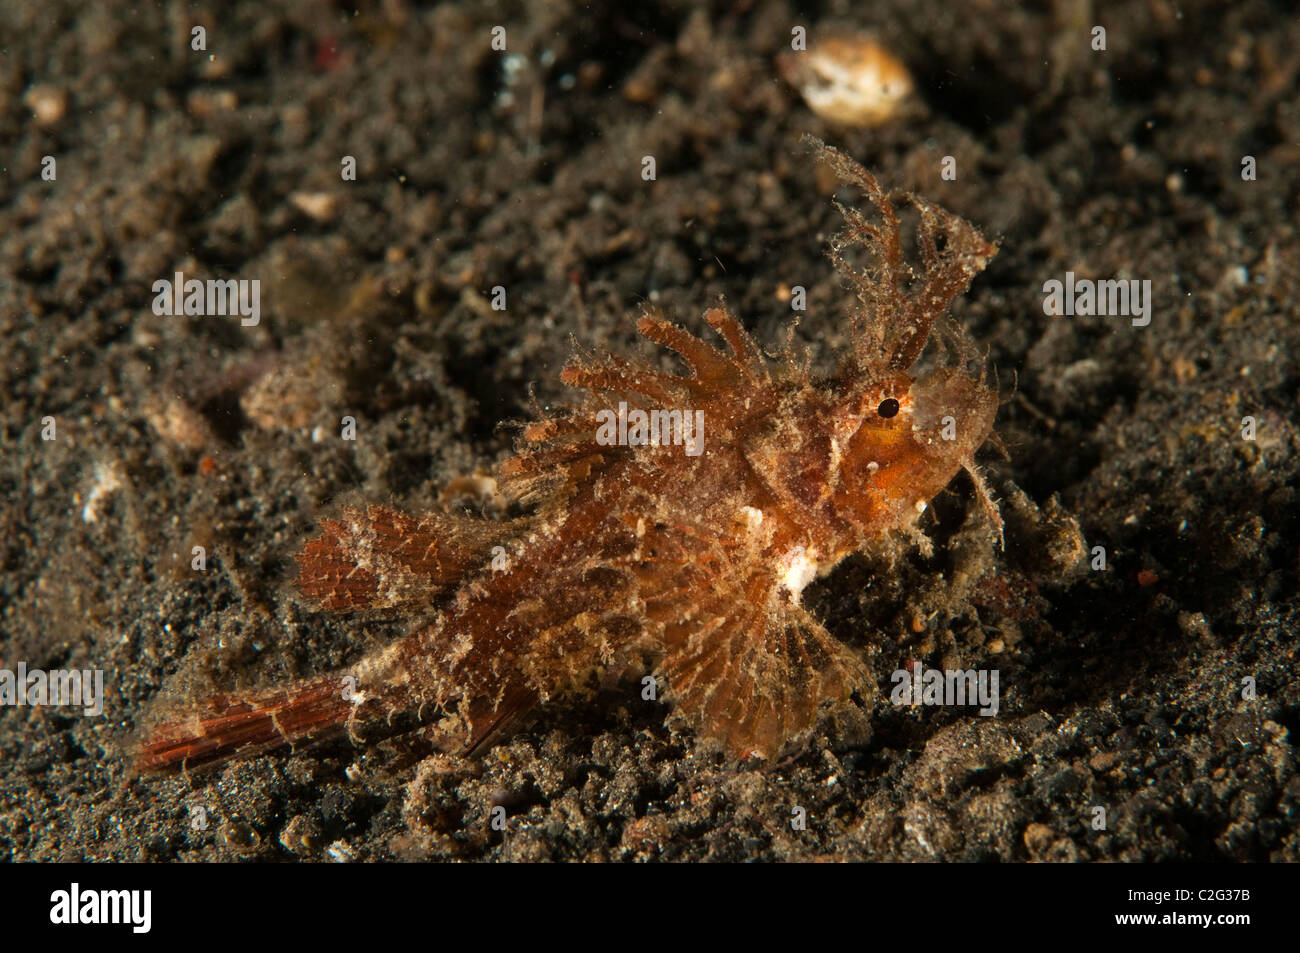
left=877, top=398, right=900, bottom=419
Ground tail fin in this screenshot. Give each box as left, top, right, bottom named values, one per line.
left=135, top=675, right=354, bottom=773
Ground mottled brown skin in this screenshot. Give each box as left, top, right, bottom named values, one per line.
left=138, top=138, right=999, bottom=772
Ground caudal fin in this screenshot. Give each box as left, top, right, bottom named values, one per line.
left=135, top=676, right=354, bottom=773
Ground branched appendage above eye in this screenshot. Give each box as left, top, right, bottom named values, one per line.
left=803, top=134, right=998, bottom=379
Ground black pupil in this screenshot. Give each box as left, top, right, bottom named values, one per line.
left=877, top=398, right=900, bottom=419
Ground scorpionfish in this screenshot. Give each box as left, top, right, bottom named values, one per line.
left=139, top=137, right=1000, bottom=772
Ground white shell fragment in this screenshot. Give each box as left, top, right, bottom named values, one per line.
left=780, top=35, right=914, bottom=127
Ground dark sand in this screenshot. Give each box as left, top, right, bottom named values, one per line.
left=1, top=0, right=1297, bottom=861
